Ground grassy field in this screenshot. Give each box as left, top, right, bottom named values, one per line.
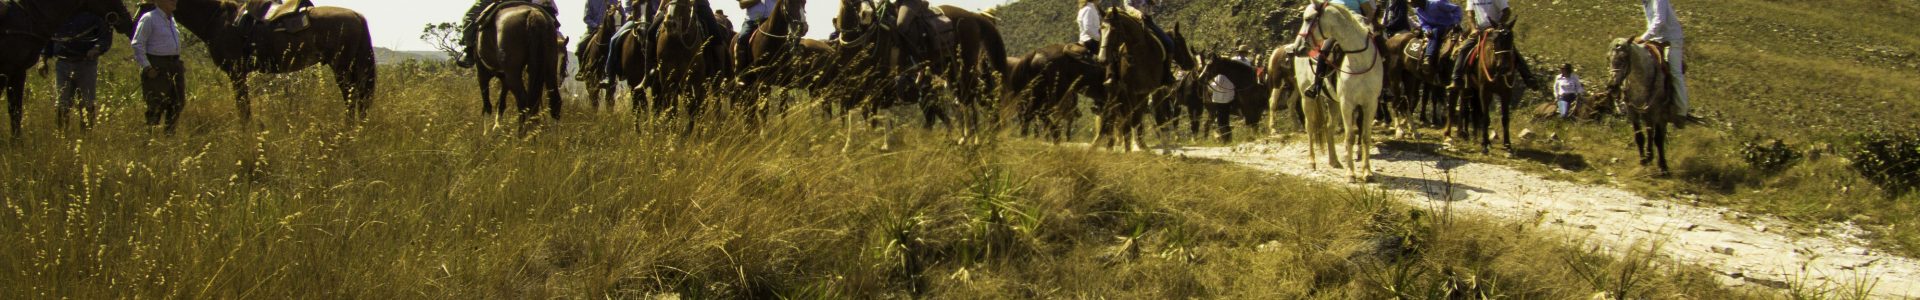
left=997, top=0, right=1920, bottom=257
left=0, top=35, right=1811, bottom=297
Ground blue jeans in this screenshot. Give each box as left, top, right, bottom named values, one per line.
left=1556, top=93, right=1576, bottom=118
left=55, top=58, right=99, bottom=110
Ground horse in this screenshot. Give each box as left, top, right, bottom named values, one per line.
left=736, top=0, right=835, bottom=88
left=1263, top=46, right=1301, bottom=134
left=1193, top=53, right=1270, bottom=142
left=734, top=0, right=835, bottom=120
left=1606, top=37, right=1677, bottom=174
left=1294, top=3, right=1385, bottom=182
left=643, top=0, right=731, bottom=126
left=472, top=2, right=565, bottom=132
left=578, top=6, right=626, bottom=111
left=171, top=0, right=376, bottom=126
left=1094, top=7, right=1190, bottom=152
left=1381, top=30, right=1459, bottom=139
left=1004, top=43, right=1104, bottom=144
left=0, top=0, right=133, bottom=137
left=887, top=0, right=1009, bottom=145
left=1457, top=16, right=1524, bottom=154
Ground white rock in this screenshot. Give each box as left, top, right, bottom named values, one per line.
left=1842, top=247, right=1870, bottom=256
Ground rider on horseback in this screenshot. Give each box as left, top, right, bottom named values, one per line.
left=737, top=0, right=797, bottom=47
left=1447, top=0, right=1536, bottom=89
left=1411, top=0, right=1459, bottom=70
left=456, top=0, right=558, bottom=68
left=1639, top=0, right=1688, bottom=117
left=1280, top=0, right=1374, bottom=96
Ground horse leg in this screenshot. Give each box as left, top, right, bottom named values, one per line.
left=547, top=74, right=563, bottom=121
left=4, top=78, right=20, bottom=138
left=231, top=73, right=253, bottom=126
left=1501, top=88, right=1516, bottom=153
left=1655, top=122, right=1670, bottom=173
left=1632, top=120, right=1650, bottom=166
left=1360, top=100, right=1379, bottom=181
left=478, top=72, right=495, bottom=115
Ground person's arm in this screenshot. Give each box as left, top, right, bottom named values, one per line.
left=131, top=14, right=153, bottom=69
left=1640, top=0, right=1666, bottom=42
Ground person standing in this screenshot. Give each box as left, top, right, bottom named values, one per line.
left=133, top=0, right=187, bottom=133
left=1641, top=0, right=1687, bottom=117
left=1075, top=0, right=1100, bottom=55
left=44, top=12, right=114, bottom=129
left=1553, top=64, right=1585, bottom=119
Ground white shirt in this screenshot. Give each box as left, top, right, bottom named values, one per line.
left=1077, top=4, right=1100, bottom=42
left=1467, top=0, right=1506, bottom=28
left=131, top=9, right=182, bottom=68
left=1554, top=73, right=1585, bottom=97
left=1640, top=0, right=1682, bottom=43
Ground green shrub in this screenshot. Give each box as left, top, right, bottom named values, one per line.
left=1740, top=138, right=1802, bottom=173
left=1850, top=132, right=1920, bottom=197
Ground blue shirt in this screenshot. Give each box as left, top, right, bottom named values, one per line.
left=1415, top=0, right=1462, bottom=32
left=1332, top=0, right=1369, bottom=12
left=584, top=0, right=615, bottom=27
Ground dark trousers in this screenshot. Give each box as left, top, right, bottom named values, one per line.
left=142, top=55, right=186, bottom=131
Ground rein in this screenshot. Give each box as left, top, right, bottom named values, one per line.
left=1305, top=6, right=1379, bottom=76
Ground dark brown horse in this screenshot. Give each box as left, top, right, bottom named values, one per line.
left=1095, top=8, right=1187, bottom=151
left=1190, top=53, right=1269, bottom=142
left=578, top=6, right=626, bottom=111
left=1606, top=37, right=1676, bottom=173
left=641, top=0, right=730, bottom=122
left=887, top=0, right=1009, bottom=144
left=735, top=0, right=835, bottom=88
left=473, top=2, right=565, bottom=131
left=1381, top=30, right=1460, bottom=139
left=1456, top=17, right=1523, bottom=154
left=1004, top=43, right=1103, bottom=144
left=0, top=0, right=132, bottom=137
left=172, top=0, right=376, bottom=125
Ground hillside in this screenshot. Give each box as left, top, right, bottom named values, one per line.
left=373, top=47, right=451, bottom=64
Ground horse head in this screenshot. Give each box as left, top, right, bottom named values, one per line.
left=833, top=0, right=880, bottom=42
left=1165, top=23, right=1197, bottom=70
left=1605, top=37, right=1634, bottom=97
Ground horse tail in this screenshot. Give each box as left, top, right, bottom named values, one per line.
left=978, top=20, right=1010, bottom=77
left=524, top=9, right=561, bottom=102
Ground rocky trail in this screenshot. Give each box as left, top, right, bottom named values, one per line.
left=1168, top=140, right=1920, bottom=298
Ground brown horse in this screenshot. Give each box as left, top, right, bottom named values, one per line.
left=735, top=0, right=835, bottom=88
left=642, top=0, right=730, bottom=123
left=1004, top=43, right=1103, bottom=144
left=1606, top=37, right=1676, bottom=173
left=578, top=7, right=626, bottom=111
left=888, top=0, right=1009, bottom=144
left=1094, top=7, right=1183, bottom=151
left=1191, top=53, right=1269, bottom=142
left=1456, top=17, right=1523, bottom=154
left=172, top=0, right=376, bottom=125
left=473, top=2, right=565, bottom=131
left=0, top=0, right=132, bottom=137
left=1381, top=30, right=1460, bottom=139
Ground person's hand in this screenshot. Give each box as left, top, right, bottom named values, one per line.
left=37, top=59, right=50, bottom=76
left=143, top=66, right=158, bottom=78
left=86, top=48, right=104, bottom=58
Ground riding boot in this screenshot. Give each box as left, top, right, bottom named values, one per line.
left=1447, top=36, right=1476, bottom=90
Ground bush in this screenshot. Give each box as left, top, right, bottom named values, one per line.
left=1740, top=138, right=1802, bottom=172
left=1850, top=132, right=1920, bottom=197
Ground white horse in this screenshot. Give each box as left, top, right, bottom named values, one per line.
left=1291, top=3, right=1385, bottom=182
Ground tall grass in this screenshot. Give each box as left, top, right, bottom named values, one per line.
left=0, top=41, right=1776, bottom=297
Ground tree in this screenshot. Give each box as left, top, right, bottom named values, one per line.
left=420, top=22, right=463, bottom=61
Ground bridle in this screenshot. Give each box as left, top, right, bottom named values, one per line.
left=1302, top=1, right=1380, bottom=75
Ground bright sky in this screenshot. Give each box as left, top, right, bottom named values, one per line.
left=325, top=0, right=1014, bottom=51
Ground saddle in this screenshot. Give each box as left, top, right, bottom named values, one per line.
left=901, top=5, right=956, bottom=64
left=246, top=0, right=313, bottom=33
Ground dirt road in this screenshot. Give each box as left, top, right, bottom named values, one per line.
left=1172, top=140, right=1919, bottom=298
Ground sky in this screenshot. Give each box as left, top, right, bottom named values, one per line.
left=324, top=0, right=1015, bottom=52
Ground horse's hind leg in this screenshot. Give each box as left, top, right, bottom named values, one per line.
left=4, top=78, right=21, bottom=138
left=1655, top=122, right=1670, bottom=173
left=478, top=73, right=495, bottom=115
left=230, top=74, right=254, bottom=126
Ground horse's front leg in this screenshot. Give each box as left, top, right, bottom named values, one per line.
left=231, top=73, right=253, bottom=126
left=478, top=73, right=494, bottom=115
left=4, top=79, right=22, bottom=138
